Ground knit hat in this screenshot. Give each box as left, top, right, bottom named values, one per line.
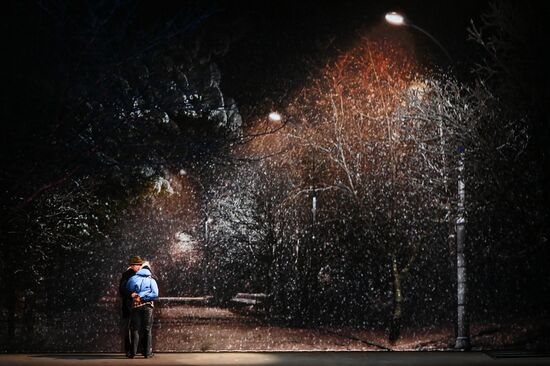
left=129, top=256, right=143, bottom=265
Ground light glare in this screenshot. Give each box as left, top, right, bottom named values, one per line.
left=385, top=12, right=405, bottom=26
left=269, top=112, right=282, bottom=122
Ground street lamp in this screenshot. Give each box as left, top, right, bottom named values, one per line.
left=268, top=111, right=317, bottom=226
left=385, top=11, right=470, bottom=350
left=272, top=111, right=318, bottom=321
left=268, top=111, right=282, bottom=122
left=384, top=11, right=405, bottom=26
left=384, top=12, right=453, bottom=63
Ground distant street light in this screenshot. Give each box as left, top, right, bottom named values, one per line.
left=268, top=111, right=282, bottom=122
left=267, top=110, right=317, bottom=226
left=268, top=110, right=317, bottom=228
left=272, top=110, right=317, bottom=321
left=385, top=10, right=469, bottom=350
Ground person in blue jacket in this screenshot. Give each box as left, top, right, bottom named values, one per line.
left=126, top=261, right=159, bottom=358
left=119, top=255, right=143, bottom=357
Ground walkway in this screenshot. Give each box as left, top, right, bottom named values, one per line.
left=1, top=352, right=549, bottom=366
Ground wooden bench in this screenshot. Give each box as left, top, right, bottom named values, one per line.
left=230, top=293, right=268, bottom=306
left=156, top=296, right=213, bottom=305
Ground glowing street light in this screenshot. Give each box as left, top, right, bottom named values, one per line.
left=384, top=11, right=453, bottom=63
left=385, top=10, right=469, bottom=350
left=385, top=11, right=405, bottom=26
left=268, top=111, right=282, bottom=122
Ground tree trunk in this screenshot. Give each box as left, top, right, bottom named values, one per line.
left=389, top=255, right=403, bottom=343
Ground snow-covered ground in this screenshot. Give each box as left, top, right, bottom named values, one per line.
left=1, top=303, right=548, bottom=352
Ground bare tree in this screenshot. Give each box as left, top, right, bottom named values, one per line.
left=237, top=37, right=453, bottom=337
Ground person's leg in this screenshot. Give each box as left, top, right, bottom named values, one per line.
left=121, top=314, right=131, bottom=356
left=143, top=305, right=154, bottom=357
left=130, top=308, right=142, bottom=357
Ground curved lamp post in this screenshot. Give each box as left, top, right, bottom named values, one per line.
left=385, top=12, right=453, bottom=63
left=385, top=11, right=470, bottom=350
left=268, top=111, right=317, bottom=226
left=271, top=111, right=318, bottom=321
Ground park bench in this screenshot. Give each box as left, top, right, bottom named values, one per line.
left=230, top=293, right=268, bottom=307
left=156, top=296, right=213, bottom=305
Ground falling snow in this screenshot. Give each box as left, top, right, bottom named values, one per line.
left=2, top=1, right=549, bottom=354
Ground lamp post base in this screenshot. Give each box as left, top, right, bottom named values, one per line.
left=455, top=337, right=471, bottom=350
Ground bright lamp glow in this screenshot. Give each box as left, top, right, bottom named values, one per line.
left=268, top=112, right=282, bottom=122
left=385, top=12, right=405, bottom=26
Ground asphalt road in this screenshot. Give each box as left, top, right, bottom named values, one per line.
left=0, top=352, right=549, bottom=366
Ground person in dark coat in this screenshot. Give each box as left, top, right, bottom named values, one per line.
left=126, top=261, right=159, bottom=358
left=119, top=256, right=143, bottom=358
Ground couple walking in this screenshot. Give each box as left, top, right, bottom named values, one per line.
left=119, top=256, right=159, bottom=358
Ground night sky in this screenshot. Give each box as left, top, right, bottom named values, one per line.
left=5, top=1, right=496, bottom=126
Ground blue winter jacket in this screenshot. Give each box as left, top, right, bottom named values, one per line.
left=126, top=268, right=159, bottom=302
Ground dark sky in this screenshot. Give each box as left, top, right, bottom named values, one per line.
left=5, top=0, right=544, bottom=128
left=4, top=1, right=490, bottom=97
left=214, top=0, right=491, bottom=111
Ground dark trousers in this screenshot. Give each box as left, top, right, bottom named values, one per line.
left=121, top=314, right=132, bottom=355
left=130, top=304, right=154, bottom=356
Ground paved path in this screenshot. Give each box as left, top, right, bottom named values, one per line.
left=0, top=352, right=549, bottom=366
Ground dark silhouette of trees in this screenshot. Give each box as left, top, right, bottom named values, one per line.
left=465, top=1, right=550, bottom=319
left=2, top=0, right=242, bottom=348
